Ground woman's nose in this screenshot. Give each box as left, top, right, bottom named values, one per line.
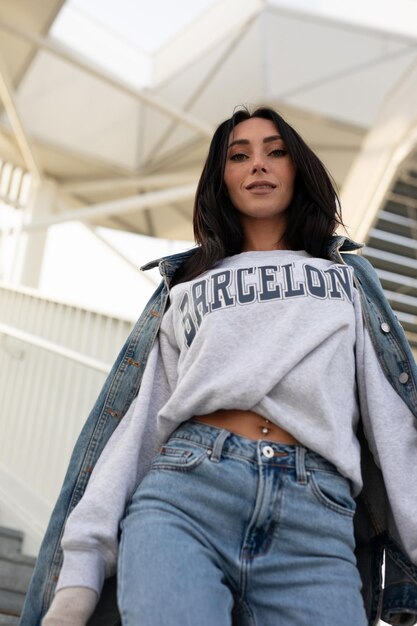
left=250, top=155, right=268, bottom=174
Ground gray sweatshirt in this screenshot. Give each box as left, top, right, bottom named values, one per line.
left=56, top=250, right=417, bottom=597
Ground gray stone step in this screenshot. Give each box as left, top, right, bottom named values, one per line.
left=0, top=526, right=36, bottom=620
left=0, top=529, right=23, bottom=559
left=0, top=614, right=19, bottom=625
left=0, top=588, right=24, bottom=618
left=0, top=554, right=35, bottom=594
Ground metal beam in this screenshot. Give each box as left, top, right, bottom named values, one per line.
left=0, top=17, right=214, bottom=140
left=84, top=224, right=158, bottom=287
left=153, top=0, right=265, bottom=84
left=60, top=171, right=200, bottom=195
left=145, top=11, right=258, bottom=164
left=0, top=52, right=42, bottom=185
left=21, top=184, right=197, bottom=232
left=0, top=321, right=111, bottom=373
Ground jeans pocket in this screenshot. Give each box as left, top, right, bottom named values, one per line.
left=150, top=441, right=207, bottom=472
left=309, top=470, right=356, bottom=517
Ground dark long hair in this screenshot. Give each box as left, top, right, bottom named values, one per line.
left=172, top=106, right=344, bottom=286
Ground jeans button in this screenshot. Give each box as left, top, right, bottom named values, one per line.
left=262, top=445, right=274, bottom=458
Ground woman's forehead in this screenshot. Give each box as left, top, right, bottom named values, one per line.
left=228, top=117, right=280, bottom=143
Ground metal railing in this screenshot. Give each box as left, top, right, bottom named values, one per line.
left=0, top=282, right=133, bottom=554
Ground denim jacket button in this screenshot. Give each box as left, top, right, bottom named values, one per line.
left=399, top=372, right=409, bottom=384
left=381, top=322, right=390, bottom=333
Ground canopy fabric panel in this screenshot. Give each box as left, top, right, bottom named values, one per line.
left=0, top=0, right=416, bottom=242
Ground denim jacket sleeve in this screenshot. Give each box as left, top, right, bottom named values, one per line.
left=20, top=278, right=170, bottom=625
left=55, top=337, right=173, bottom=597
left=355, top=290, right=417, bottom=563
left=342, top=250, right=417, bottom=626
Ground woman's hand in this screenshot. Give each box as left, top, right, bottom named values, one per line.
left=41, top=587, right=98, bottom=626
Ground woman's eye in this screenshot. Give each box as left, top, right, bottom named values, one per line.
left=270, top=149, right=287, bottom=157
left=230, top=153, right=248, bottom=161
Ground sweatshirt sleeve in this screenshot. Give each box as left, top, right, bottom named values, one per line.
left=354, top=288, right=417, bottom=565
left=56, top=333, right=177, bottom=596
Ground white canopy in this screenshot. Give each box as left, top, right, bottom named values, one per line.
left=1, top=0, right=416, bottom=239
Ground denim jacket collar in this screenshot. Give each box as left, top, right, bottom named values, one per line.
left=325, top=234, right=364, bottom=261
left=140, top=247, right=197, bottom=278
left=140, top=235, right=364, bottom=281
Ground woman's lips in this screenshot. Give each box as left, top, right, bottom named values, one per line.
left=246, top=185, right=276, bottom=195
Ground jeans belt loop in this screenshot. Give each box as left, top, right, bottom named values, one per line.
left=296, top=445, right=307, bottom=484
left=210, top=429, right=231, bottom=463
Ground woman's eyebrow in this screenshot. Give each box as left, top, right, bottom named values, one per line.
left=264, top=134, right=282, bottom=144
left=227, top=134, right=283, bottom=149
left=227, top=139, right=249, bottom=149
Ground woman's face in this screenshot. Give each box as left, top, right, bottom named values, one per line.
left=223, top=117, right=296, bottom=226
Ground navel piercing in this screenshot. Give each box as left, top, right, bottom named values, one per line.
left=261, top=419, right=271, bottom=435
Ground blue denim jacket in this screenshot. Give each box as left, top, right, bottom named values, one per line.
left=20, top=236, right=417, bottom=626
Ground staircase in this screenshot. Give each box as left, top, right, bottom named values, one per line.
left=0, top=526, right=36, bottom=624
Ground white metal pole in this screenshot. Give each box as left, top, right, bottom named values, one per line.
left=22, top=183, right=197, bottom=232
left=0, top=52, right=42, bottom=185
left=12, top=180, right=56, bottom=286
left=84, top=224, right=159, bottom=287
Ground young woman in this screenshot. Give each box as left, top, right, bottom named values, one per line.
left=23, top=107, right=417, bottom=626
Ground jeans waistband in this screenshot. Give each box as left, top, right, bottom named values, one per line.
left=169, top=420, right=342, bottom=478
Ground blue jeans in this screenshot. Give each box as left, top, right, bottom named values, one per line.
left=117, top=421, right=367, bottom=625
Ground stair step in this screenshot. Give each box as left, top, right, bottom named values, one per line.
left=0, top=588, right=25, bottom=618
left=0, top=529, right=23, bottom=558
left=0, top=525, right=38, bottom=621
left=0, top=552, right=36, bottom=568
left=0, top=614, right=19, bottom=625
left=0, top=554, right=35, bottom=594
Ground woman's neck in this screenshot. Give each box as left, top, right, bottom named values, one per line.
left=242, top=234, right=288, bottom=252
left=240, top=217, right=288, bottom=252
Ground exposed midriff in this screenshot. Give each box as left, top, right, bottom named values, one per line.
left=192, top=408, right=300, bottom=444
